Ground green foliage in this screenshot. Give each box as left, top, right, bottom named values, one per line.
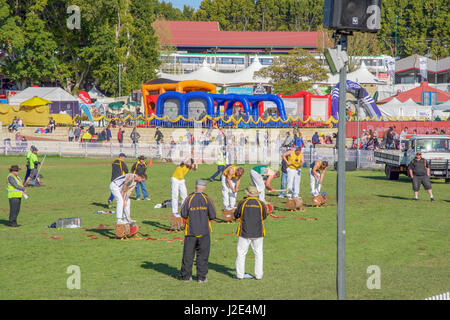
left=255, top=49, right=328, bottom=95
left=0, top=0, right=162, bottom=95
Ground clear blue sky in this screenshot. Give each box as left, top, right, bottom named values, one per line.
left=164, top=0, right=202, bottom=10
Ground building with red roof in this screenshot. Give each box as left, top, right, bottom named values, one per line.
left=378, top=82, right=450, bottom=104
left=153, top=20, right=323, bottom=54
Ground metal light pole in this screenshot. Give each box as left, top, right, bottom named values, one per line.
left=336, top=32, right=349, bottom=300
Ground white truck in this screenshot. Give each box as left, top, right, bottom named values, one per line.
left=374, top=135, right=450, bottom=183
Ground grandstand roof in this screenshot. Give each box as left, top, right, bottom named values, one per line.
left=153, top=20, right=320, bottom=52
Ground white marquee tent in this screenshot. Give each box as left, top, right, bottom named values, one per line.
left=158, top=57, right=271, bottom=86
left=378, top=98, right=432, bottom=119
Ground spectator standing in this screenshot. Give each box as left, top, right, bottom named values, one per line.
left=234, top=186, right=268, bottom=280
left=68, top=127, right=74, bottom=142
left=74, top=125, right=81, bottom=142
left=155, top=127, right=163, bottom=145
left=180, top=180, right=217, bottom=283
left=106, top=125, right=112, bottom=142
left=282, top=132, right=293, bottom=148
left=312, top=132, right=320, bottom=148
left=131, top=155, right=150, bottom=200
left=117, top=126, right=125, bottom=147
left=400, top=127, right=408, bottom=141
left=130, top=127, right=141, bottom=145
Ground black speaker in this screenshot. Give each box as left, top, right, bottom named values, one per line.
left=334, top=161, right=357, bottom=171
left=323, top=0, right=382, bottom=33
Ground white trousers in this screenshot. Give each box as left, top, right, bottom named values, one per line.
left=110, top=182, right=131, bottom=224
left=286, top=167, right=301, bottom=199
left=309, top=168, right=321, bottom=196
left=171, top=177, right=187, bottom=216
left=250, top=170, right=265, bottom=202
left=235, top=236, right=264, bottom=280
left=222, top=175, right=237, bottom=210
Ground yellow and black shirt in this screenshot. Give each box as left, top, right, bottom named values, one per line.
left=180, top=192, right=217, bottom=237
left=111, top=159, right=128, bottom=182
left=235, top=197, right=267, bottom=238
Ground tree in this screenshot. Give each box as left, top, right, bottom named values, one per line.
left=255, top=48, right=328, bottom=95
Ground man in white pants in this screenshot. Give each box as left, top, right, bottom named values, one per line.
left=171, top=159, right=196, bottom=217
left=309, top=160, right=328, bottom=196
left=110, top=173, right=147, bottom=224
left=249, top=165, right=280, bottom=202
left=281, top=147, right=304, bottom=199
left=221, top=165, right=244, bottom=210
left=234, top=186, right=268, bottom=280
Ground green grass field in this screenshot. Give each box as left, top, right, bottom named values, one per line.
left=0, top=155, right=449, bottom=300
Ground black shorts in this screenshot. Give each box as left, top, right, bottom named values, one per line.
left=412, top=175, right=431, bottom=191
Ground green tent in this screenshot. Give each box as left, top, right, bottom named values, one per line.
left=108, top=102, right=124, bottom=110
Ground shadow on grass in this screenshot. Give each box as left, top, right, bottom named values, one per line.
left=140, top=261, right=235, bottom=279
left=142, top=220, right=171, bottom=231
left=376, top=194, right=412, bottom=201
left=141, top=261, right=179, bottom=279
left=91, top=202, right=109, bottom=209
left=0, top=219, right=10, bottom=226
left=86, top=228, right=116, bottom=239
left=360, top=175, right=411, bottom=183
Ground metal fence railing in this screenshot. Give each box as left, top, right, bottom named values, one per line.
left=1, top=138, right=383, bottom=170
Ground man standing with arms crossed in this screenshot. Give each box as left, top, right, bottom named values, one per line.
left=221, top=165, right=244, bottom=211
left=180, top=180, right=217, bottom=282
left=281, top=147, right=304, bottom=200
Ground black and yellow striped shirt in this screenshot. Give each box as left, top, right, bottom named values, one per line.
left=235, top=197, right=267, bottom=238
left=180, top=192, right=217, bottom=237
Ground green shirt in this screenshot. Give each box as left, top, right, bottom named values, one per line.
left=252, top=165, right=269, bottom=176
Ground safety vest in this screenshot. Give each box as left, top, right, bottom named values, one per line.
left=216, top=151, right=226, bottom=166
left=287, top=152, right=303, bottom=169
left=7, top=174, right=23, bottom=199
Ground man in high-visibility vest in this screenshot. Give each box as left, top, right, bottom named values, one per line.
left=24, top=147, right=43, bottom=187
left=209, top=147, right=227, bottom=182
left=7, top=165, right=27, bottom=227
left=24, top=145, right=37, bottom=183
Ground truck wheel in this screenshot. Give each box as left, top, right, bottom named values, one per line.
left=385, top=165, right=399, bottom=180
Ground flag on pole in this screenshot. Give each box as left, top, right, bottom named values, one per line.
left=419, top=57, right=428, bottom=81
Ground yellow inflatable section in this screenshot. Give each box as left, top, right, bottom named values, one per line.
left=50, top=113, right=74, bottom=125
left=0, top=104, right=50, bottom=126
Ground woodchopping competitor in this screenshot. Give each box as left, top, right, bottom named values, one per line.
left=249, top=165, right=280, bottom=202
left=109, top=173, right=147, bottom=231
left=221, top=165, right=244, bottom=211
left=171, top=159, right=197, bottom=218
left=281, top=147, right=304, bottom=199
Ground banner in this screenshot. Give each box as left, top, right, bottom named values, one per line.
left=78, top=91, right=92, bottom=104
left=419, top=57, right=428, bottom=80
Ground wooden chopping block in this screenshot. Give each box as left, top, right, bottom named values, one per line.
left=222, top=209, right=235, bottom=222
